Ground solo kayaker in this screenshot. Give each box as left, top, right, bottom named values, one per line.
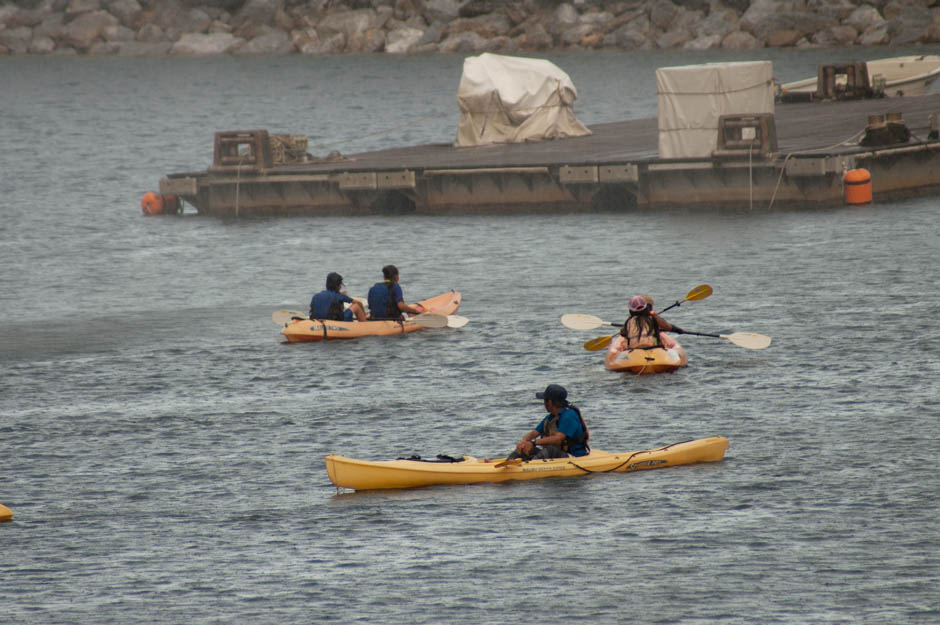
left=620, top=295, right=684, bottom=349
left=367, top=264, right=426, bottom=320
left=310, top=272, right=367, bottom=322
left=507, top=384, right=590, bottom=461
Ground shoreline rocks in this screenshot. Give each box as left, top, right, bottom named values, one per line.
left=2, top=0, right=940, bottom=57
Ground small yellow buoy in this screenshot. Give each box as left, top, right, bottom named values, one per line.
left=844, top=168, right=872, bottom=205
left=0, top=503, right=12, bottom=522
left=141, top=191, right=164, bottom=215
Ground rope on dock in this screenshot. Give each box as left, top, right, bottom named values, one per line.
left=767, top=128, right=866, bottom=210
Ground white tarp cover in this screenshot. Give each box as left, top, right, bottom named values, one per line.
left=456, top=53, right=591, bottom=147
left=656, top=61, right=774, bottom=159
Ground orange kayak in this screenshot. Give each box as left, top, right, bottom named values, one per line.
left=605, top=334, right=688, bottom=374
left=281, top=291, right=461, bottom=342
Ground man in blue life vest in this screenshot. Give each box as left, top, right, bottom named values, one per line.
left=367, top=264, right=426, bottom=320
left=507, top=384, right=590, bottom=461
left=310, top=272, right=366, bottom=322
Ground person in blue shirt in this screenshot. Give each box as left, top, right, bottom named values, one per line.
left=507, top=384, right=590, bottom=461
left=367, top=264, right=426, bottom=320
left=310, top=272, right=366, bottom=322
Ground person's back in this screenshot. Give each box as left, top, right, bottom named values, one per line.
left=310, top=289, right=347, bottom=320
left=310, top=272, right=365, bottom=322
left=622, top=295, right=663, bottom=349
left=367, top=280, right=401, bottom=320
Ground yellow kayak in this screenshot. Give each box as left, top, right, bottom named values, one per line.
left=605, top=334, right=688, bottom=374
left=325, top=436, right=728, bottom=491
left=0, top=503, right=12, bottom=522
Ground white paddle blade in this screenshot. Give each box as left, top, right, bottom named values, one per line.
left=411, top=313, right=449, bottom=328
left=272, top=309, right=307, bottom=325
left=561, top=313, right=605, bottom=330
left=446, top=315, right=470, bottom=328
left=724, top=332, right=772, bottom=350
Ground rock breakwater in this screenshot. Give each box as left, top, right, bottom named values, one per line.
left=2, top=0, right=940, bottom=57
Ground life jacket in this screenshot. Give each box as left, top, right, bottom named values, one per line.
left=543, top=405, right=590, bottom=455
left=622, top=315, right=662, bottom=349
left=370, top=280, right=401, bottom=320
left=325, top=294, right=345, bottom=321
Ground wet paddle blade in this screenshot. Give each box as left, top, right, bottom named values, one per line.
left=411, top=313, right=449, bottom=328
left=561, top=313, right=606, bottom=330
left=723, top=332, right=772, bottom=350
left=272, top=309, right=307, bottom=325
left=583, top=334, right=614, bottom=351
left=494, top=457, right=522, bottom=468
left=446, top=315, right=470, bottom=328
left=685, top=284, right=713, bottom=301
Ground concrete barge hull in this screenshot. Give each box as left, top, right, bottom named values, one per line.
left=158, top=94, right=940, bottom=215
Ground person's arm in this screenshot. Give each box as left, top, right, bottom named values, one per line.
left=655, top=314, right=683, bottom=334
left=515, top=429, right=541, bottom=455
left=397, top=300, right=425, bottom=314
left=534, top=431, right=567, bottom=447
left=394, top=284, right=425, bottom=314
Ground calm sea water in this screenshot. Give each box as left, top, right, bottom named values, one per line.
left=2, top=47, right=939, bottom=624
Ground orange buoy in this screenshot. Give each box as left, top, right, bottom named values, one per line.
left=844, top=168, right=872, bottom=205
left=141, top=192, right=164, bottom=215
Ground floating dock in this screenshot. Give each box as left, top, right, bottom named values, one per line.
left=156, top=94, right=940, bottom=216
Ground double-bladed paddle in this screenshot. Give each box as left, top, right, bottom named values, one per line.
left=563, top=284, right=714, bottom=351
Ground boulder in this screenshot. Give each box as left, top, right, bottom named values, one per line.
left=103, top=23, right=136, bottom=41
left=748, top=12, right=837, bottom=43
left=385, top=25, right=424, bottom=52
left=115, top=40, right=173, bottom=56
left=694, top=8, right=738, bottom=39
left=806, top=0, right=859, bottom=20
left=437, top=29, right=488, bottom=52
left=66, top=0, right=101, bottom=16
left=560, top=23, right=600, bottom=46
left=740, top=0, right=807, bottom=33
left=60, top=10, right=119, bottom=50
left=889, top=25, right=927, bottom=46
left=0, top=5, right=19, bottom=28
left=810, top=24, right=858, bottom=46
left=347, top=27, right=386, bottom=52
left=136, top=23, right=164, bottom=43
left=236, top=29, right=294, bottom=53
left=845, top=6, right=886, bottom=33
left=684, top=33, right=724, bottom=49
left=0, top=27, right=33, bottom=54
left=298, top=31, right=345, bottom=54
left=656, top=26, right=692, bottom=49
left=445, top=13, right=511, bottom=38
left=650, top=0, right=679, bottom=30
left=33, top=14, right=65, bottom=39
left=28, top=35, right=57, bottom=53
left=551, top=3, right=579, bottom=35
left=721, top=29, right=763, bottom=49
left=108, top=0, right=143, bottom=28
left=417, top=0, right=463, bottom=24
left=517, top=21, right=552, bottom=50
left=170, top=31, right=244, bottom=54
left=232, top=0, right=285, bottom=27
left=318, top=8, right=389, bottom=39
left=857, top=23, right=890, bottom=45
